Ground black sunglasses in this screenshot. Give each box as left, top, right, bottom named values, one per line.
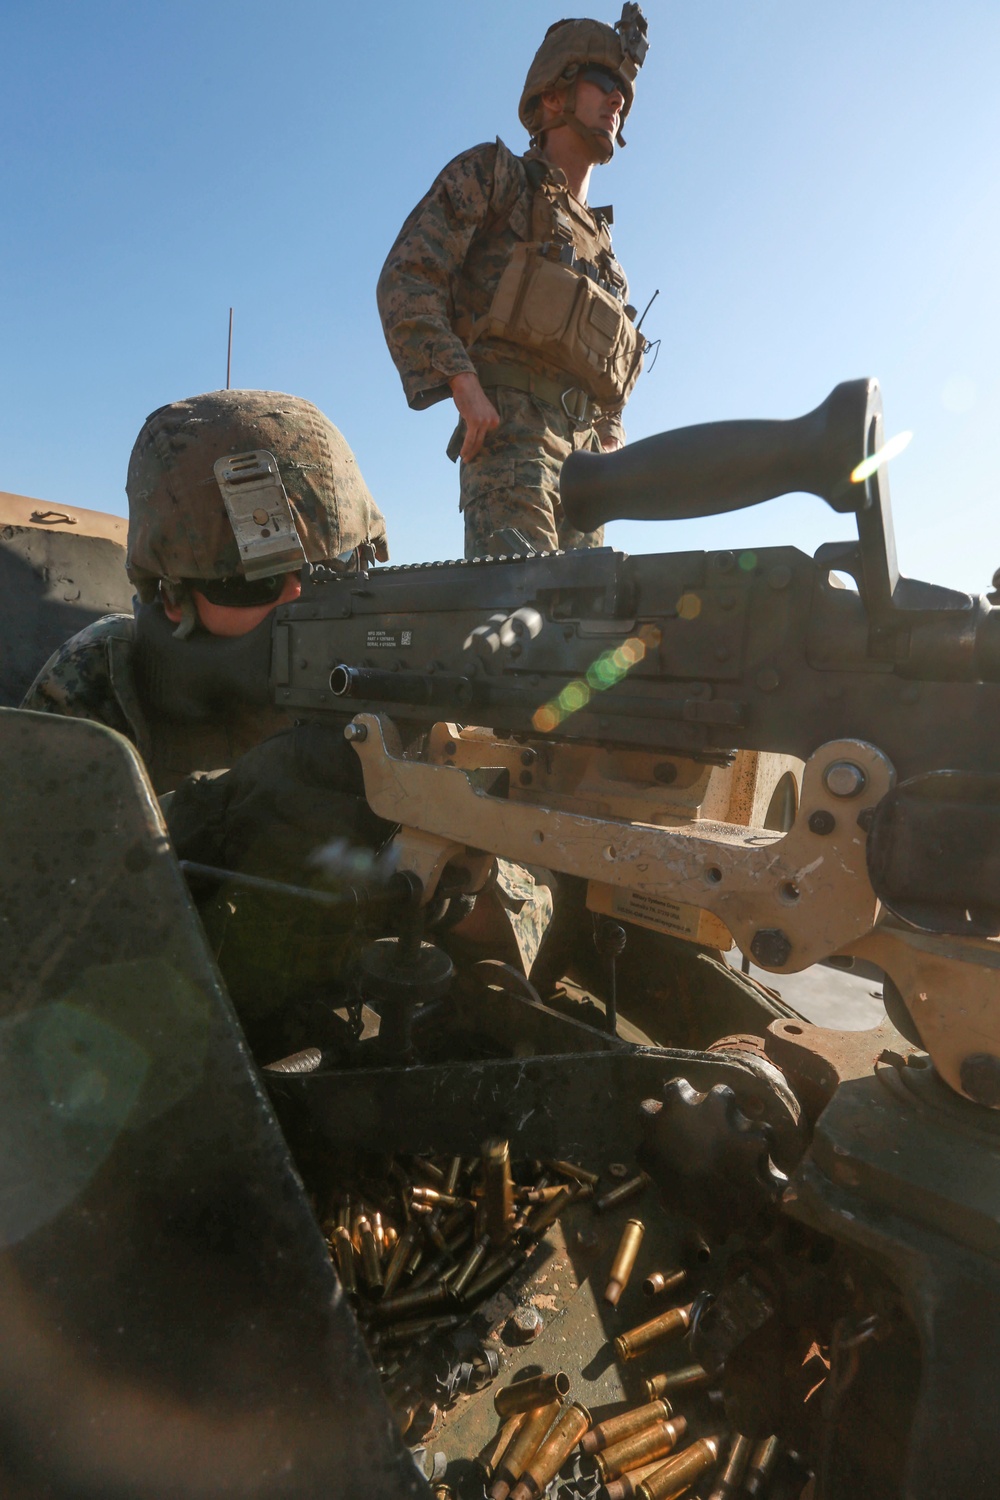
left=193, top=573, right=293, bottom=608
left=579, top=65, right=625, bottom=95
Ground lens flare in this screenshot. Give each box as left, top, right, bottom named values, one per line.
left=531, top=629, right=654, bottom=733
left=850, top=430, right=913, bottom=484
left=677, top=592, right=701, bottom=620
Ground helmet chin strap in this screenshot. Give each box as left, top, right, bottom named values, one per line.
left=565, top=112, right=615, bottom=165
left=537, top=80, right=615, bottom=167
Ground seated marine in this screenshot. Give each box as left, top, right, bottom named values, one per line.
left=22, top=388, right=551, bottom=1058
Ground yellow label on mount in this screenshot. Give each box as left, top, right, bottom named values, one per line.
left=586, top=881, right=733, bottom=950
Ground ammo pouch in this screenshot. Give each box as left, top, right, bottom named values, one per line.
left=480, top=243, right=644, bottom=408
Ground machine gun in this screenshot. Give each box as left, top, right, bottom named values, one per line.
left=271, top=377, right=1000, bottom=1108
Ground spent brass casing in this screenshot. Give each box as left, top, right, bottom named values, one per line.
left=524, top=1185, right=577, bottom=1241
left=708, top=1432, right=754, bottom=1500
left=410, top=1223, right=474, bottom=1291
left=598, top=1460, right=670, bottom=1500
left=615, top=1303, right=693, bottom=1362
left=465, top=1246, right=527, bottom=1303
left=491, top=1402, right=561, bottom=1500
left=517, top=1185, right=571, bottom=1205
left=476, top=1413, right=527, bottom=1479
left=642, top=1269, right=687, bottom=1299
left=376, top=1278, right=449, bottom=1321
left=636, top=1436, right=721, bottom=1500
left=412, top=1156, right=446, bottom=1185
left=332, top=1225, right=357, bottom=1297
left=412, top=1186, right=463, bottom=1208
left=377, top=1313, right=460, bottom=1346
left=595, top=1417, right=688, bottom=1482
left=383, top=1218, right=420, bottom=1298
left=547, top=1159, right=600, bottom=1186
left=495, top=1370, right=571, bottom=1419
left=580, top=1399, right=673, bottom=1456
left=643, top=1365, right=710, bottom=1400
left=337, top=1194, right=352, bottom=1231
left=451, top=1234, right=491, bottom=1300
left=357, top=1217, right=384, bottom=1297
left=483, top=1138, right=515, bottom=1244
left=605, top=1218, right=645, bottom=1307
left=509, top=1401, right=591, bottom=1500
left=744, top=1435, right=781, bottom=1496
left=444, top=1154, right=463, bottom=1195
left=595, top=1173, right=650, bottom=1213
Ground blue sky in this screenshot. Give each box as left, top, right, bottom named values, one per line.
left=1, top=1, right=997, bottom=593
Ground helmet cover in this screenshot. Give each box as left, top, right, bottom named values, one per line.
left=126, top=389, right=388, bottom=593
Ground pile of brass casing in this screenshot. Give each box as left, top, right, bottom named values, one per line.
left=323, top=1149, right=592, bottom=1367
left=321, top=1151, right=794, bottom=1500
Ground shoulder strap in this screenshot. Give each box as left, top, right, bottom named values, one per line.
left=102, top=615, right=154, bottom=763
left=483, top=138, right=533, bottom=240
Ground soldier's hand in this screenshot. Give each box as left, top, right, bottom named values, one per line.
left=449, top=372, right=501, bottom=461
left=600, top=433, right=623, bottom=452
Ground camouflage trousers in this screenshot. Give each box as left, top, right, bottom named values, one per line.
left=456, top=386, right=605, bottom=558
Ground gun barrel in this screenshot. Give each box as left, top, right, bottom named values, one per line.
left=329, top=664, right=485, bottom=709
left=560, top=378, right=878, bottom=532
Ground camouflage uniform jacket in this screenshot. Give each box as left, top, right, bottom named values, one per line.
left=377, top=139, right=627, bottom=446
left=21, top=614, right=143, bottom=746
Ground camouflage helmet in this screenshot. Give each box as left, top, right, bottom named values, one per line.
left=519, top=4, right=649, bottom=160
left=126, top=389, right=388, bottom=598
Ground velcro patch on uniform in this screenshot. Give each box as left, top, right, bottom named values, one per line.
left=588, top=298, right=622, bottom=338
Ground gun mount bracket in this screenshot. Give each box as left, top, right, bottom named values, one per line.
left=349, top=713, right=893, bottom=973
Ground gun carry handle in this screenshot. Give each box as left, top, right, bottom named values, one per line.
left=560, top=377, right=882, bottom=533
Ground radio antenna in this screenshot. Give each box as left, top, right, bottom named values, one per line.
left=226, top=307, right=234, bottom=389
left=635, top=288, right=659, bottom=334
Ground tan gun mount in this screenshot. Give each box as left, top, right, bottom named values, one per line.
left=348, top=712, right=1000, bottom=1108
left=349, top=713, right=888, bottom=971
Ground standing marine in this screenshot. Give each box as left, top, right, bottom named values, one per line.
left=377, top=5, right=649, bottom=559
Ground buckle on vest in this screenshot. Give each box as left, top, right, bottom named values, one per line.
left=560, top=387, right=593, bottom=427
